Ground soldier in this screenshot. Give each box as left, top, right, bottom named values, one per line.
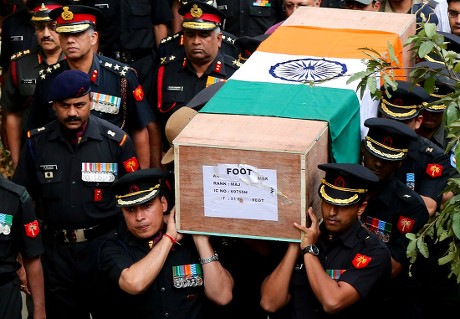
left=379, top=80, right=453, bottom=216
left=27, top=4, right=161, bottom=168
left=361, top=117, right=429, bottom=318
left=98, top=168, right=234, bottom=318
left=1, top=1, right=66, bottom=169
left=155, top=0, right=240, bottom=150
left=260, top=163, right=392, bottom=318
left=0, top=174, right=46, bottom=319
left=13, top=70, right=140, bottom=319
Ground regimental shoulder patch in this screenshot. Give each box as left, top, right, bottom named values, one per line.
left=38, top=62, right=63, bottom=80
left=352, top=253, right=372, bottom=268
left=133, top=85, right=144, bottom=101
left=11, top=49, right=31, bottom=61
left=397, top=215, right=415, bottom=234
left=24, top=220, right=40, bottom=238
left=123, top=156, right=140, bottom=172
left=426, top=163, right=443, bottom=178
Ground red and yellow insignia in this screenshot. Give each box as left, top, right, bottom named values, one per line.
left=397, top=216, right=415, bottom=233
left=215, top=61, right=222, bottom=73
left=133, top=85, right=144, bottom=101
left=426, top=163, right=442, bottom=178
left=94, top=189, right=102, bottom=202
left=123, top=156, right=139, bottom=172
left=24, top=220, right=40, bottom=238
left=352, top=253, right=372, bottom=268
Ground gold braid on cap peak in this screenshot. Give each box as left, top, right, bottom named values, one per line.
left=381, top=97, right=421, bottom=110
left=365, top=137, right=406, bottom=160
left=380, top=101, right=418, bottom=118
left=319, top=185, right=359, bottom=205
left=321, top=179, right=367, bottom=194
left=116, top=184, right=160, bottom=199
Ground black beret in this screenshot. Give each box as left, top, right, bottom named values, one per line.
left=48, top=70, right=91, bottom=102
left=318, top=163, right=378, bottom=206
left=363, top=117, right=417, bottom=161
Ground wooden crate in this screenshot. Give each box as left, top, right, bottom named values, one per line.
left=174, top=113, right=329, bottom=242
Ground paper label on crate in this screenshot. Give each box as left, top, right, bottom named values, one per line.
left=202, top=164, right=278, bottom=221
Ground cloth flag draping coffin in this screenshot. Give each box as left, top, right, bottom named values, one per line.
left=201, top=24, right=404, bottom=163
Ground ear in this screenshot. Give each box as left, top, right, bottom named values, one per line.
left=160, top=195, right=169, bottom=214
left=357, top=201, right=368, bottom=218
left=90, top=30, right=99, bottom=46
left=415, top=114, right=423, bottom=130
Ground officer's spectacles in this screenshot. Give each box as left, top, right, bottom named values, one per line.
left=448, top=9, right=460, bottom=18
left=33, top=22, right=57, bottom=31
left=284, top=2, right=310, bottom=10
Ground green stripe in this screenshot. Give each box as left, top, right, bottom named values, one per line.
left=201, top=80, right=361, bottom=163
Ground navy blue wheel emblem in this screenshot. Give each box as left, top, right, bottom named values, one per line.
left=269, top=58, right=347, bottom=83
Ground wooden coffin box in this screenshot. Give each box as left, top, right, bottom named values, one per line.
left=174, top=113, right=329, bottom=242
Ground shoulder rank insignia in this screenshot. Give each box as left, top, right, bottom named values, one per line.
left=397, top=216, right=415, bottom=234
left=426, top=163, right=443, bottom=177
left=24, top=220, right=40, bottom=238
left=352, top=253, right=372, bottom=268
left=160, top=55, right=177, bottom=65
left=11, top=49, right=31, bottom=60
left=27, top=126, right=47, bottom=138
left=38, top=62, right=62, bottom=80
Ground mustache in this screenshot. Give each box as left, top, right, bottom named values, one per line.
left=64, top=116, right=81, bottom=123
left=41, top=37, right=55, bottom=42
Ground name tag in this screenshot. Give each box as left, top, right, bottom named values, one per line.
left=21, top=79, right=36, bottom=85
left=11, top=36, right=24, bottom=41
left=94, top=3, right=109, bottom=8
left=167, top=86, right=183, bottom=91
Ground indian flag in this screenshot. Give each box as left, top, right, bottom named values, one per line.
left=201, top=22, right=405, bottom=163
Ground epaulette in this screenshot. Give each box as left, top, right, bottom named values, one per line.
left=160, top=32, right=182, bottom=45
left=223, top=53, right=241, bottom=70
left=222, top=32, right=236, bottom=46
left=418, top=136, right=444, bottom=156
left=0, top=176, right=30, bottom=203
left=99, top=120, right=127, bottom=144
left=98, top=57, right=132, bottom=78
left=159, top=53, right=182, bottom=66
left=27, top=126, right=47, bottom=138
left=10, top=49, right=31, bottom=61
left=37, top=62, right=63, bottom=80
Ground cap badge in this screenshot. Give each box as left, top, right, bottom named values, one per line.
left=393, top=97, right=403, bottom=106
left=190, top=4, right=203, bottom=18
left=39, top=3, right=48, bottom=12
left=334, top=176, right=345, bottom=188
left=129, top=184, right=140, bottom=193
left=383, top=136, right=393, bottom=147
left=61, top=7, right=74, bottom=21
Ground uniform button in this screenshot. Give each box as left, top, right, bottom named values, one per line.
left=160, top=287, right=165, bottom=292
left=164, top=312, right=169, bottom=317
left=72, top=181, right=76, bottom=184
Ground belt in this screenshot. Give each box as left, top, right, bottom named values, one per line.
left=0, top=273, right=15, bottom=286
left=46, top=219, right=116, bottom=244
left=99, top=49, right=153, bottom=63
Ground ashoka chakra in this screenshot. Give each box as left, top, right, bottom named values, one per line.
left=269, top=58, right=347, bottom=83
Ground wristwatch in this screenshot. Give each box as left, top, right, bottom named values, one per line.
left=301, top=244, right=319, bottom=256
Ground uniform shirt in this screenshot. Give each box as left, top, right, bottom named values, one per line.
left=216, top=0, right=285, bottom=37
left=12, top=115, right=139, bottom=229
left=363, top=177, right=429, bottom=266
left=0, top=7, right=36, bottom=72
left=94, top=0, right=172, bottom=52
left=0, top=174, right=44, bottom=275
left=99, top=232, right=205, bottom=319
left=27, top=54, right=155, bottom=135
left=1, top=47, right=66, bottom=131
left=290, top=220, right=391, bottom=319
left=396, top=135, right=453, bottom=206
left=154, top=50, right=239, bottom=127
